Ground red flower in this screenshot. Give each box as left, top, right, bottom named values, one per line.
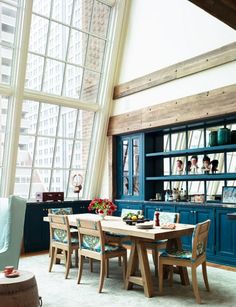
left=88, top=198, right=116, bottom=215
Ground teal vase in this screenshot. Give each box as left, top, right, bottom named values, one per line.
left=209, top=131, right=217, bottom=147
left=217, top=128, right=231, bottom=145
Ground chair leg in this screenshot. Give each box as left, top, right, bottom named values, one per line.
left=118, top=256, right=122, bottom=266
left=158, top=259, right=164, bottom=295
left=202, top=261, right=210, bottom=291
left=49, top=246, right=55, bottom=272
left=98, top=258, right=106, bottom=293
left=75, top=249, right=78, bottom=268
left=65, top=250, right=71, bottom=279
left=192, top=266, right=201, bottom=304
left=77, top=255, right=84, bottom=284
left=152, top=249, right=158, bottom=276
left=105, top=259, right=109, bottom=278
left=89, top=258, right=93, bottom=272
left=122, top=253, right=127, bottom=285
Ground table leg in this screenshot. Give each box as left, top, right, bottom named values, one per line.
left=125, top=239, right=153, bottom=298
left=125, top=241, right=139, bottom=290
left=137, top=241, right=153, bottom=297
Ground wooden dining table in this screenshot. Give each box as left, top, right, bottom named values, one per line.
left=44, top=213, right=194, bottom=297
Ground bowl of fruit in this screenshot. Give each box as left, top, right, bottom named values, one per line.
left=122, top=211, right=149, bottom=225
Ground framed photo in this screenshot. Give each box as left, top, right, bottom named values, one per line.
left=222, top=186, right=236, bottom=204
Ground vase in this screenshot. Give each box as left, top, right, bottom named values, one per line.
left=209, top=131, right=217, bottom=147
left=98, top=213, right=106, bottom=220
left=217, top=128, right=231, bottom=145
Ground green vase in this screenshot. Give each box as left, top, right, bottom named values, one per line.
left=209, top=131, right=217, bottom=147
left=217, top=128, right=231, bottom=145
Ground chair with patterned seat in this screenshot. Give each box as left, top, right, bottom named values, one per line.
left=48, top=207, right=77, bottom=257
left=76, top=218, right=127, bottom=293
left=144, top=211, right=180, bottom=275
left=48, top=214, right=79, bottom=279
left=158, top=219, right=211, bottom=304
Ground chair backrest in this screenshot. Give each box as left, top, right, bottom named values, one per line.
left=48, top=214, right=71, bottom=245
left=153, top=211, right=180, bottom=224
left=0, top=196, right=27, bottom=270
left=191, top=219, right=211, bottom=261
left=76, top=219, right=105, bottom=253
left=121, top=209, right=143, bottom=218
left=48, top=207, right=73, bottom=215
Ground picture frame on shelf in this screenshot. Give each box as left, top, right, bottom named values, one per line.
left=222, top=186, right=236, bottom=204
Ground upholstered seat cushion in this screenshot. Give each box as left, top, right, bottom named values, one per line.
left=81, top=234, right=126, bottom=253
left=160, top=249, right=192, bottom=260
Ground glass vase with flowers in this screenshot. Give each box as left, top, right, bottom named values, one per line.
left=88, top=198, right=117, bottom=219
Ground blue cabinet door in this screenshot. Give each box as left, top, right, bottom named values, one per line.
left=194, top=208, right=215, bottom=255
left=117, top=134, right=144, bottom=200
left=215, top=209, right=236, bottom=266
left=176, top=206, right=195, bottom=249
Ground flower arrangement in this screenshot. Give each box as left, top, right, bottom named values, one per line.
left=88, top=198, right=117, bottom=215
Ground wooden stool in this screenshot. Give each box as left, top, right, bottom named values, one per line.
left=0, top=270, right=39, bottom=307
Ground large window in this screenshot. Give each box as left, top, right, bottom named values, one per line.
left=0, top=0, right=117, bottom=199
left=15, top=100, right=94, bottom=199
left=26, top=0, right=111, bottom=102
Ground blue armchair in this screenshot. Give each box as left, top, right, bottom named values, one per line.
left=0, top=195, right=27, bottom=270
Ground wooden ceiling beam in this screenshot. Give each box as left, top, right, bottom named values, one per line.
left=189, top=0, right=236, bottom=30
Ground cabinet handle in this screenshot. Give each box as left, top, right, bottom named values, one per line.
left=190, top=210, right=194, bottom=214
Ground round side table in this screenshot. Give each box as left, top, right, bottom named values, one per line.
left=0, top=270, right=39, bottom=307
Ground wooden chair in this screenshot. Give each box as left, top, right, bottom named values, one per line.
left=158, top=219, right=211, bottom=304
left=48, top=207, right=77, bottom=257
left=48, top=214, right=79, bottom=278
left=76, top=218, right=127, bottom=293
left=144, top=211, right=180, bottom=275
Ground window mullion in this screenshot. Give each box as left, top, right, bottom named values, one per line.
left=2, top=0, right=33, bottom=197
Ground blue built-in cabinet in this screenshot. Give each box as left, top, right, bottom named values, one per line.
left=115, top=200, right=236, bottom=267
left=115, top=116, right=236, bottom=267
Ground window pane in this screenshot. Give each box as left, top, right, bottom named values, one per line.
left=21, top=100, right=39, bottom=135
left=51, top=169, right=69, bottom=192
left=54, top=139, right=73, bottom=168
left=25, top=53, right=44, bottom=90
left=72, top=141, right=83, bottom=169
left=14, top=168, right=31, bottom=199
left=28, top=14, right=49, bottom=54
left=34, top=137, right=55, bottom=167
left=38, top=104, right=59, bottom=136
left=47, top=22, right=69, bottom=61
left=0, top=45, right=13, bottom=84
left=171, top=132, right=186, bottom=151
left=91, top=0, right=110, bottom=38
left=81, top=70, right=100, bottom=103
left=206, top=180, right=224, bottom=201
left=67, top=29, right=88, bottom=66
left=52, top=0, right=73, bottom=25
left=227, top=152, right=236, bottom=173
left=0, top=2, right=17, bottom=47
left=75, top=110, right=94, bottom=139
left=17, top=135, right=35, bottom=167
left=85, top=36, right=106, bottom=72
left=58, top=107, right=77, bottom=138
left=188, top=181, right=204, bottom=197
left=72, top=0, right=93, bottom=32
left=30, top=169, right=51, bottom=198
left=63, top=64, right=83, bottom=98
left=188, top=129, right=204, bottom=149
left=43, top=59, right=65, bottom=95
left=32, top=0, right=51, bottom=17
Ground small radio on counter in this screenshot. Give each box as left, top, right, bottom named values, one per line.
left=36, top=192, right=64, bottom=202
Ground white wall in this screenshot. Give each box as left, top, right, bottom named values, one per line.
left=100, top=0, right=236, bottom=198
left=117, top=0, right=236, bottom=83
